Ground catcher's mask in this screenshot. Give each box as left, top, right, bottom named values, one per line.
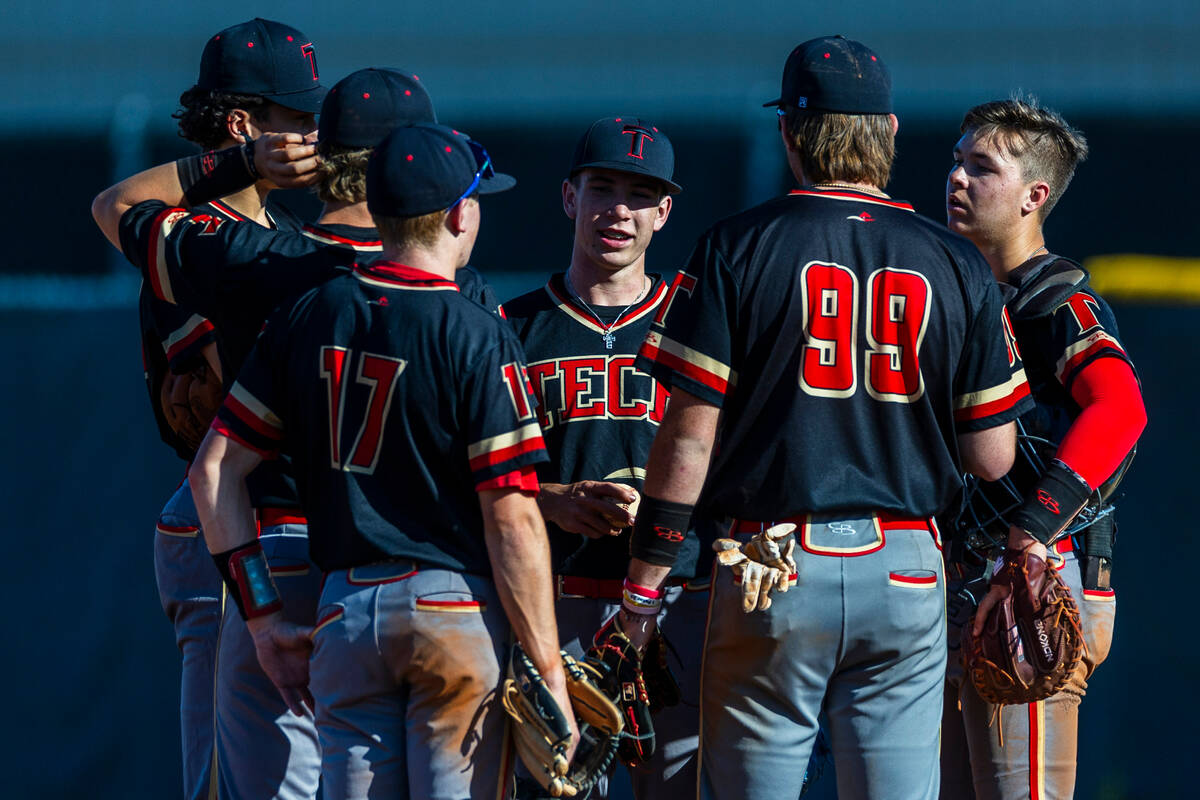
left=951, top=419, right=1134, bottom=559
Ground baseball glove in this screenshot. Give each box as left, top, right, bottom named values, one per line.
left=159, top=361, right=223, bottom=451
left=712, top=523, right=798, bottom=612
left=501, top=643, right=623, bottom=798
left=962, top=544, right=1086, bottom=705
left=586, top=617, right=681, bottom=766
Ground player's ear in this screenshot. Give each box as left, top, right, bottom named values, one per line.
left=446, top=198, right=477, bottom=236
left=226, top=109, right=253, bottom=144
left=889, top=113, right=899, bottom=136
left=1023, top=181, right=1051, bottom=215
left=562, top=178, right=578, bottom=220
left=653, top=193, right=672, bottom=232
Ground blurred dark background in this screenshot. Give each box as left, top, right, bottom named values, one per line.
left=3, top=1, right=1196, bottom=797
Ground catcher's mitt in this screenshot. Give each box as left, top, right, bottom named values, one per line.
left=963, top=545, right=1086, bottom=705
left=160, top=361, right=223, bottom=451
left=712, top=523, right=798, bottom=612
left=586, top=618, right=681, bottom=766
left=501, top=643, right=623, bottom=798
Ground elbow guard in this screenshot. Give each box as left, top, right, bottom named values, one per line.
left=629, top=496, right=694, bottom=567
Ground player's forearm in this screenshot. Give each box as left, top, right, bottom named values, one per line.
left=482, top=489, right=564, bottom=679
left=640, top=389, right=720, bottom=504
left=92, top=162, right=187, bottom=250
left=627, top=389, right=720, bottom=593
left=189, top=429, right=261, bottom=553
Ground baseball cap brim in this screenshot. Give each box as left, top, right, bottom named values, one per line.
left=762, top=97, right=785, bottom=108
left=479, top=172, right=517, bottom=194
left=263, top=85, right=328, bottom=114
left=570, top=159, right=683, bottom=194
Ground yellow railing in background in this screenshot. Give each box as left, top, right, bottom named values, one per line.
left=1086, top=254, right=1200, bottom=302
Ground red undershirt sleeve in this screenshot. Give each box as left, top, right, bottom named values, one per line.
left=1055, top=357, right=1147, bottom=489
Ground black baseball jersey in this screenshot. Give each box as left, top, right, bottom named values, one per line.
left=505, top=274, right=702, bottom=579
left=214, top=260, right=549, bottom=574
left=636, top=186, right=1034, bottom=520
left=1002, top=255, right=1135, bottom=445
left=138, top=199, right=293, bottom=461
left=120, top=201, right=500, bottom=374
left=119, top=202, right=500, bottom=508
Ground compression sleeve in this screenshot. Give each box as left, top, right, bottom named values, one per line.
left=1055, top=357, right=1146, bottom=489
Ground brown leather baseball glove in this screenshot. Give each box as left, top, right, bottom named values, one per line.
left=963, top=544, right=1086, bottom=705
left=159, top=361, right=223, bottom=451
left=501, top=644, right=623, bottom=798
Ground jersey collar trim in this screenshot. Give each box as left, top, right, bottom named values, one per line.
left=543, top=274, right=667, bottom=335
left=788, top=188, right=915, bottom=212
left=203, top=200, right=249, bottom=222
left=354, top=260, right=460, bottom=291
left=302, top=224, right=384, bottom=252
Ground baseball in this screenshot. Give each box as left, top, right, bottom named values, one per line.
left=602, top=488, right=641, bottom=527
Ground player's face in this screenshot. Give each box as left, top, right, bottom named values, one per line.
left=250, top=102, right=318, bottom=138
left=564, top=169, right=672, bottom=273
left=946, top=130, right=1032, bottom=246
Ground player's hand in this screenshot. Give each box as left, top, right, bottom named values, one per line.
left=246, top=612, right=315, bottom=716
left=537, top=481, right=638, bottom=539
left=540, top=666, right=582, bottom=766
left=971, top=529, right=1048, bottom=638
left=614, top=607, right=658, bottom=653
left=253, top=132, right=320, bottom=190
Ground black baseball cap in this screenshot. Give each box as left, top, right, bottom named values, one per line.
left=197, top=18, right=326, bottom=113
left=367, top=123, right=516, bottom=218
left=569, top=117, right=682, bottom=194
left=318, top=68, right=436, bottom=148
left=763, top=35, right=892, bottom=114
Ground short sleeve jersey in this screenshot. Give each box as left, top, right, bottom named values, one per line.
left=636, top=187, right=1034, bottom=520
left=1003, top=255, right=1136, bottom=445
left=213, top=261, right=549, bottom=574
left=504, top=274, right=702, bottom=579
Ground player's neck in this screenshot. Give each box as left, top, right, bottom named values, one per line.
left=977, top=231, right=1047, bottom=282
left=318, top=200, right=374, bottom=229
left=565, top=259, right=649, bottom=306
left=218, top=184, right=273, bottom=227
left=379, top=243, right=457, bottom=281
left=806, top=180, right=888, bottom=198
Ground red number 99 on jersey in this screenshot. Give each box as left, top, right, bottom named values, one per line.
left=798, top=261, right=931, bottom=404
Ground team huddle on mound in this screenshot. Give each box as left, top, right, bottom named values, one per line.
left=92, top=18, right=1145, bottom=800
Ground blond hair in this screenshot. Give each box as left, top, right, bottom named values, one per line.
left=314, top=143, right=372, bottom=204
left=373, top=209, right=449, bottom=251
left=782, top=109, right=895, bottom=189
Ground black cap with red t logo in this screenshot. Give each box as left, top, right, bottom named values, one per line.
left=196, top=18, right=326, bottom=113
left=569, top=117, right=682, bottom=194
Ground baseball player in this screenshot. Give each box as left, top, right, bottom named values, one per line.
left=119, top=17, right=323, bottom=800
left=614, top=36, right=1034, bottom=800
left=940, top=97, right=1147, bottom=800
left=504, top=116, right=710, bottom=798
left=92, top=69, right=497, bottom=799
left=189, top=121, right=576, bottom=800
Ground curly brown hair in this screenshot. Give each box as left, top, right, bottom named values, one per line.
left=173, top=87, right=269, bottom=150
left=960, top=95, right=1088, bottom=220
